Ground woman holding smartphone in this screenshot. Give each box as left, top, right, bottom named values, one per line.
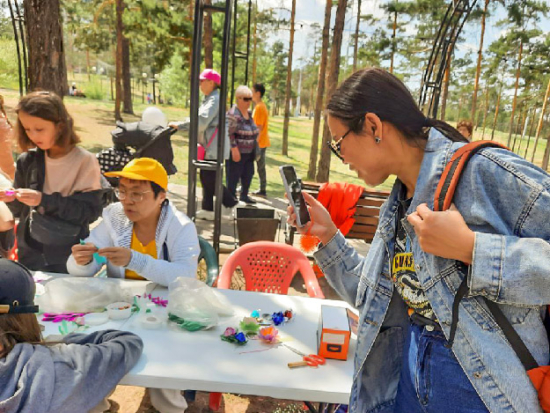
left=287, top=68, right=550, bottom=413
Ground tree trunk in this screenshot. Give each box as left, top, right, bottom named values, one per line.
left=456, top=93, right=464, bottom=121
left=440, top=60, right=451, bottom=121
left=542, top=137, right=550, bottom=171
left=390, top=2, right=398, bottom=74
left=481, top=85, right=490, bottom=139
left=122, top=37, right=133, bottom=114
left=511, top=108, right=525, bottom=152
left=204, top=0, right=214, bottom=69
left=86, top=49, right=91, bottom=82
left=307, top=0, right=332, bottom=180
left=531, top=77, right=550, bottom=163
left=115, top=0, right=124, bottom=120
left=24, top=0, right=68, bottom=98
left=471, top=0, right=489, bottom=122
left=353, top=0, right=361, bottom=72
left=282, top=0, right=296, bottom=156
left=524, top=107, right=538, bottom=159
left=491, top=86, right=502, bottom=140
left=507, top=39, right=523, bottom=147
left=316, top=0, right=348, bottom=182
left=252, top=0, right=258, bottom=84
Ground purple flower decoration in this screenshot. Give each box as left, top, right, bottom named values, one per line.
left=224, top=327, right=236, bottom=337
left=235, top=332, right=247, bottom=343
left=272, top=312, right=285, bottom=326
left=42, top=312, right=86, bottom=323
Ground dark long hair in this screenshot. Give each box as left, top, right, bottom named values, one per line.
left=326, top=68, right=467, bottom=144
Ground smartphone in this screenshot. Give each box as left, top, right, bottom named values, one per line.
left=279, top=165, right=311, bottom=227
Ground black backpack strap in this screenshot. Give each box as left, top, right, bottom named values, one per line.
left=439, top=140, right=538, bottom=370
left=484, top=298, right=538, bottom=370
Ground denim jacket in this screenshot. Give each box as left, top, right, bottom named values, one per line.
left=314, top=128, right=550, bottom=413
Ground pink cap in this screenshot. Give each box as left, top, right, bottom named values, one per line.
left=199, top=69, right=221, bottom=85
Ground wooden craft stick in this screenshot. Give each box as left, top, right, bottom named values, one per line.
left=288, top=361, right=308, bottom=369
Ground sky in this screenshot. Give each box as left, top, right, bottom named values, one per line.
left=255, top=0, right=550, bottom=90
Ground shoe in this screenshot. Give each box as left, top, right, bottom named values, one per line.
left=253, top=189, right=267, bottom=198
left=239, top=196, right=257, bottom=205
left=195, top=209, right=214, bottom=220
left=222, top=205, right=235, bottom=218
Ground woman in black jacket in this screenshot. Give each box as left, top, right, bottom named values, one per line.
left=0, top=91, right=103, bottom=272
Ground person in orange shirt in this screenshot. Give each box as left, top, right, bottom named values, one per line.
left=252, top=83, right=270, bottom=197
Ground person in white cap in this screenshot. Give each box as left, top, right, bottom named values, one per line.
left=169, top=69, right=238, bottom=220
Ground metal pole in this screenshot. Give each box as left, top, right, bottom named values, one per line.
left=213, top=0, right=234, bottom=254
left=245, top=0, right=252, bottom=84
left=7, top=0, right=23, bottom=96
left=187, top=0, right=205, bottom=221
left=13, top=0, right=28, bottom=93
left=230, top=0, right=238, bottom=103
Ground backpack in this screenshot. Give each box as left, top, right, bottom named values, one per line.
left=435, top=140, right=550, bottom=412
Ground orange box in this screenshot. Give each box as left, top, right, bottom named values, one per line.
left=317, top=305, right=351, bottom=360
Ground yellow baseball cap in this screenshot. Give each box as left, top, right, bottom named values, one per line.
left=105, top=158, right=168, bottom=190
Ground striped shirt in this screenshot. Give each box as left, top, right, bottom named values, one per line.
left=227, top=105, right=259, bottom=154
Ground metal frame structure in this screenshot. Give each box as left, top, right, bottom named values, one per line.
left=418, top=0, right=477, bottom=118
left=7, top=0, right=28, bottom=96
left=230, top=0, right=253, bottom=103
left=187, top=0, right=234, bottom=256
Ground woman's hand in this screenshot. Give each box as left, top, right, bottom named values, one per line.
left=287, top=191, right=337, bottom=245
left=98, top=247, right=132, bottom=267
left=71, top=243, right=97, bottom=266
left=16, top=189, right=42, bottom=207
left=0, top=188, right=17, bottom=203
left=407, top=203, right=475, bottom=265
left=231, top=147, right=241, bottom=162
left=168, top=122, right=179, bottom=130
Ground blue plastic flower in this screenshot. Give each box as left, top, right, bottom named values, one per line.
left=272, top=312, right=285, bottom=326
left=251, top=310, right=260, bottom=318
left=235, top=332, right=247, bottom=342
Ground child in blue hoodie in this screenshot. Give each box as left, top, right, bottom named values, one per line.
left=0, top=259, right=143, bottom=413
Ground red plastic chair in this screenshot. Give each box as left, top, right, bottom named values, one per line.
left=209, top=241, right=324, bottom=410
left=217, top=241, right=324, bottom=298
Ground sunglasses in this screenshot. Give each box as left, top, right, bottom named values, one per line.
left=241, top=97, right=252, bottom=102
left=326, top=117, right=365, bottom=161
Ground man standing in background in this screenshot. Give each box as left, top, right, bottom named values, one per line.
left=252, top=83, right=270, bottom=198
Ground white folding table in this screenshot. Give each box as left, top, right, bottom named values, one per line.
left=38, top=275, right=355, bottom=405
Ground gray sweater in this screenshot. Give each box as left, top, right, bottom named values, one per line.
left=0, top=330, right=143, bottom=413
left=173, top=89, right=230, bottom=161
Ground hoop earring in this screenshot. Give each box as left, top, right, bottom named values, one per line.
left=375, top=137, right=381, bottom=144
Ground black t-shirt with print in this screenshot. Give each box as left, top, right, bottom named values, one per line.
left=392, top=188, right=437, bottom=321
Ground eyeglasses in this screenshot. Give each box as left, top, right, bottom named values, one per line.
left=115, top=188, right=152, bottom=203
left=327, top=127, right=353, bottom=161
left=241, top=97, right=252, bottom=102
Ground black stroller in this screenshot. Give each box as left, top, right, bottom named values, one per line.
left=97, top=121, right=177, bottom=202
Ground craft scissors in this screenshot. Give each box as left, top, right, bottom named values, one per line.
left=284, top=344, right=326, bottom=369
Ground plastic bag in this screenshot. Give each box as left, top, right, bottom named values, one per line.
left=36, top=277, right=153, bottom=313
left=168, top=278, right=233, bottom=331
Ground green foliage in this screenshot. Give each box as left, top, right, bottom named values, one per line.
left=0, top=38, right=19, bottom=90
left=85, top=77, right=106, bottom=100
left=158, top=52, right=189, bottom=106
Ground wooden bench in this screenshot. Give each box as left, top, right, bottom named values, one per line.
left=286, top=182, right=391, bottom=245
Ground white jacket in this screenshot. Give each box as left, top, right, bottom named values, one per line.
left=67, top=201, right=199, bottom=286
